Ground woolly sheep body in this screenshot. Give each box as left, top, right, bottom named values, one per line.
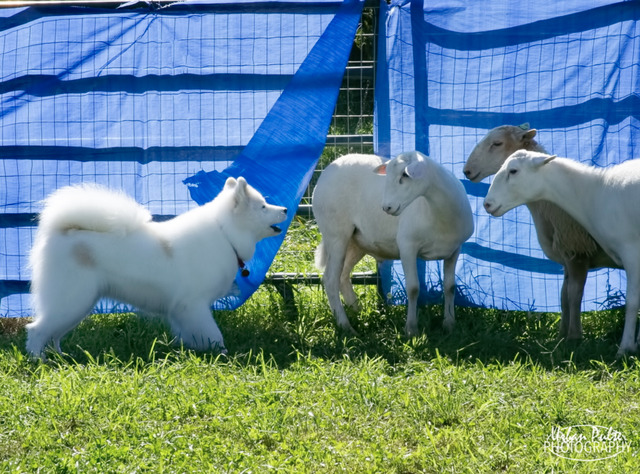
left=484, top=150, right=640, bottom=356
left=312, top=152, right=473, bottom=336
left=464, top=125, right=618, bottom=340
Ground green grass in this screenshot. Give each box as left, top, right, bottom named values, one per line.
left=1, top=222, right=639, bottom=472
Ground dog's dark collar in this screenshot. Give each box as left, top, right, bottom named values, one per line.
left=237, top=256, right=250, bottom=277
left=219, top=222, right=250, bottom=277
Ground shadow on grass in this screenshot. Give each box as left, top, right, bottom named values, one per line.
left=216, top=286, right=629, bottom=372
left=0, top=290, right=629, bottom=371
left=0, top=313, right=176, bottom=365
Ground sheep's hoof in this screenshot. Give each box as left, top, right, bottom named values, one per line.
left=345, top=301, right=361, bottom=313
left=405, top=323, right=420, bottom=338
left=616, top=344, right=638, bottom=358
left=564, top=332, right=583, bottom=342
left=338, top=322, right=359, bottom=337
left=442, top=318, right=455, bottom=333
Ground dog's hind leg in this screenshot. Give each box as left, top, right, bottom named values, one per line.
left=168, top=302, right=225, bottom=353
left=27, top=274, right=99, bottom=358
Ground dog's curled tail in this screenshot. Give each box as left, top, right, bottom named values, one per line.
left=314, top=240, right=327, bottom=271
left=37, top=184, right=152, bottom=235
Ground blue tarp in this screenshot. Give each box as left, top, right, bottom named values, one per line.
left=3, top=0, right=639, bottom=319
left=0, top=0, right=364, bottom=317
left=375, top=0, right=639, bottom=312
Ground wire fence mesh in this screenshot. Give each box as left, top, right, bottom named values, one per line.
left=271, top=3, right=378, bottom=278
left=0, top=1, right=374, bottom=315
left=300, top=3, right=377, bottom=210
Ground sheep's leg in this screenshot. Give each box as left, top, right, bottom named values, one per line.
left=323, top=238, right=358, bottom=335
left=442, top=248, right=460, bottom=332
left=399, top=250, right=420, bottom=338
left=618, top=263, right=640, bottom=357
left=562, top=257, right=588, bottom=340
left=559, top=268, right=570, bottom=338
left=340, top=242, right=365, bottom=312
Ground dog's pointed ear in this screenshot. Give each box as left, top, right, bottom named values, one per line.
left=236, top=176, right=248, bottom=191
left=373, top=163, right=387, bottom=175
left=231, top=176, right=249, bottom=207
left=224, top=177, right=237, bottom=189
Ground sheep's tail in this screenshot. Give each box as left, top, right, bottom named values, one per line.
left=36, top=184, right=151, bottom=235
left=314, top=240, right=327, bottom=271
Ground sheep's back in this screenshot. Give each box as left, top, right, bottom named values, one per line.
left=313, top=154, right=387, bottom=219
left=312, top=154, right=397, bottom=239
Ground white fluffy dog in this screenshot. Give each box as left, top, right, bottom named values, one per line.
left=26, top=177, right=287, bottom=358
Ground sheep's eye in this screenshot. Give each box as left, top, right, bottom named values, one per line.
left=508, top=168, right=518, bottom=176
left=400, top=170, right=410, bottom=183
left=492, top=141, right=503, bottom=147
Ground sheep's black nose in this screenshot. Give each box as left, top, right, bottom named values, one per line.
left=463, top=168, right=471, bottom=178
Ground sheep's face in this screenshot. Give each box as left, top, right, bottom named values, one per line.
left=484, top=150, right=555, bottom=217
left=463, top=125, right=537, bottom=182
left=375, top=151, right=429, bottom=216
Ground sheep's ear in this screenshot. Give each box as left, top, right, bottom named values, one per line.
left=532, top=154, right=556, bottom=168
left=518, top=126, right=537, bottom=150
left=405, top=160, right=428, bottom=179
left=518, top=122, right=530, bottom=130
left=373, top=164, right=387, bottom=175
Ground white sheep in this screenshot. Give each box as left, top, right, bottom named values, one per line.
left=484, top=150, right=640, bottom=356
left=312, top=151, right=474, bottom=336
left=464, top=125, right=618, bottom=340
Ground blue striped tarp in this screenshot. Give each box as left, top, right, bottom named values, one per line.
left=0, top=0, right=364, bottom=316
left=375, top=0, right=638, bottom=312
